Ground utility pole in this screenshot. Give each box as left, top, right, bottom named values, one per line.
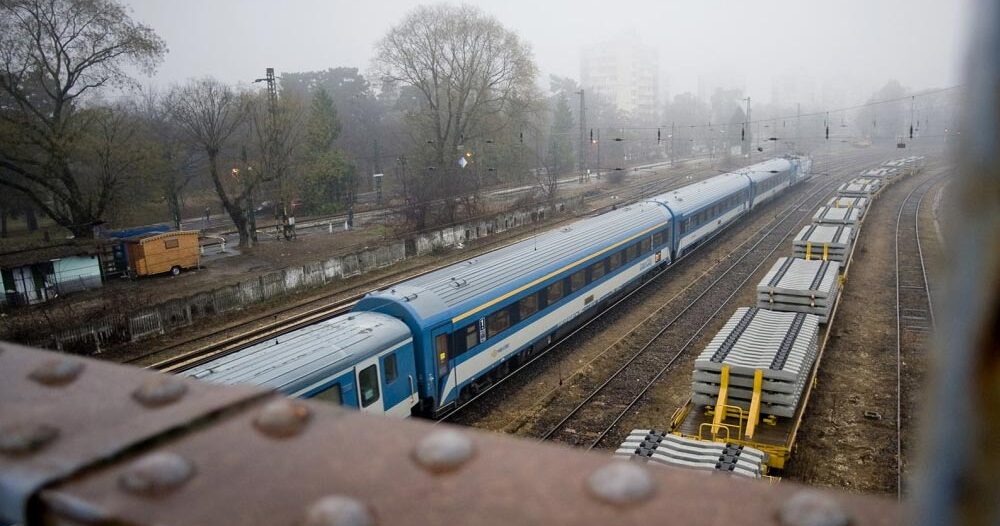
left=796, top=103, right=801, bottom=146
left=254, top=67, right=293, bottom=239
left=576, top=89, right=586, bottom=174
left=670, top=122, right=675, bottom=166
left=743, top=97, right=752, bottom=156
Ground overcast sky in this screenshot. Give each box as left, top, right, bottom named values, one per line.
left=124, top=0, right=972, bottom=107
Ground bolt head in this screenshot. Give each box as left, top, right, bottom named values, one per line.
left=412, top=429, right=475, bottom=474
left=779, top=490, right=851, bottom=526
left=132, top=378, right=188, bottom=408
left=119, top=452, right=194, bottom=497
left=254, top=399, right=312, bottom=438
left=29, top=359, right=84, bottom=386
left=0, top=422, right=59, bottom=456
left=586, top=462, right=655, bottom=506
left=302, top=495, right=375, bottom=526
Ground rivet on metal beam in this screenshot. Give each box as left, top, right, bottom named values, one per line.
left=118, top=452, right=195, bottom=497
left=253, top=399, right=312, bottom=438
left=412, top=429, right=475, bottom=474
left=132, top=378, right=188, bottom=408
left=0, top=422, right=59, bottom=456
left=28, top=359, right=84, bottom=386
left=586, top=462, right=655, bottom=506
left=302, top=495, right=375, bottom=526
left=41, top=490, right=110, bottom=524
left=778, top=490, right=851, bottom=526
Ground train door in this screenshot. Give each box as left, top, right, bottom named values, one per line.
left=432, top=328, right=458, bottom=407
left=354, top=354, right=384, bottom=415
left=379, top=347, right=418, bottom=417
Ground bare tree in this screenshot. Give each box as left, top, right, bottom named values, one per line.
left=167, top=78, right=257, bottom=246
left=136, top=88, right=203, bottom=230
left=373, top=3, right=537, bottom=228
left=0, top=0, right=165, bottom=238
left=245, top=88, right=306, bottom=226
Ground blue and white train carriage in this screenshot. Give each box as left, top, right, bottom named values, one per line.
left=183, top=312, right=418, bottom=416
left=355, top=200, right=675, bottom=415
left=184, top=156, right=810, bottom=418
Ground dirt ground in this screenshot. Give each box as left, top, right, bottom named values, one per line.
left=780, top=162, right=946, bottom=494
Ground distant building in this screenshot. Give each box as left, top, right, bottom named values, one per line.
left=580, top=35, right=659, bottom=119
left=697, top=72, right=747, bottom=104
left=0, top=243, right=105, bottom=306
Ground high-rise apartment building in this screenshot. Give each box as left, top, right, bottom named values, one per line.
left=580, top=35, right=659, bottom=119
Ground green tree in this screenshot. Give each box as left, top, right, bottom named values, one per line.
left=299, top=88, right=355, bottom=213
left=0, top=0, right=166, bottom=238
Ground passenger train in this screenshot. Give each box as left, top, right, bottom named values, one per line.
left=184, top=156, right=813, bottom=417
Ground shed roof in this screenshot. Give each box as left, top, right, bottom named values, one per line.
left=0, top=241, right=104, bottom=269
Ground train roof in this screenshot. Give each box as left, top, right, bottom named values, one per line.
left=359, top=203, right=672, bottom=327
left=737, top=158, right=794, bottom=183
left=181, top=311, right=410, bottom=393
left=645, top=171, right=750, bottom=216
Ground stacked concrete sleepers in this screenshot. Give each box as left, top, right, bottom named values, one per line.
left=757, top=257, right=842, bottom=323
left=691, top=307, right=821, bottom=418
left=615, top=429, right=768, bottom=479
left=812, top=203, right=862, bottom=226
left=792, top=223, right=854, bottom=262
left=826, top=195, right=868, bottom=213
left=861, top=167, right=899, bottom=184
left=837, top=177, right=882, bottom=198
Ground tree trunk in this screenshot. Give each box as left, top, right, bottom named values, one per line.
left=24, top=206, right=38, bottom=231
left=205, top=151, right=253, bottom=248
left=166, top=190, right=182, bottom=230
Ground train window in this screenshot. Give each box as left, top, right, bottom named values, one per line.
left=627, top=244, right=638, bottom=261
left=652, top=231, right=665, bottom=247
left=570, top=269, right=586, bottom=291
left=312, top=383, right=343, bottom=405
left=640, top=238, right=651, bottom=254
left=609, top=251, right=622, bottom=270
left=462, top=323, right=479, bottom=351
left=359, top=365, right=380, bottom=408
left=435, top=334, right=449, bottom=377
left=519, top=293, right=539, bottom=319
left=384, top=353, right=398, bottom=383
left=590, top=260, right=605, bottom=281
left=487, top=309, right=511, bottom=336
left=547, top=280, right=564, bottom=304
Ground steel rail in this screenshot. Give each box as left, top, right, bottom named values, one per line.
left=441, top=153, right=876, bottom=426
left=894, top=172, right=944, bottom=498
left=544, top=175, right=849, bottom=447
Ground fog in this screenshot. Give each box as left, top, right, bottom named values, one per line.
left=125, top=0, right=971, bottom=106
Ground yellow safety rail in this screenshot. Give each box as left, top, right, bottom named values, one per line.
left=711, top=365, right=731, bottom=437
left=745, top=369, right=764, bottom=440
left=822, top=243, right=829, bottom=261
left=805, top=241, right=812, bottom=261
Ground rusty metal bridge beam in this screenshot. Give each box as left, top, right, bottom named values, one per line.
left=1, top=343, right=895, bottom=526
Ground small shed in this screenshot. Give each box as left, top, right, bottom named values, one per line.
left=0, top=243, right=105, bottom=306
left=125, top=231, right=200, bottom=277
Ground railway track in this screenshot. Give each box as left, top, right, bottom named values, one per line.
left=134, top=161, right=719, bottom=373
left=440, top=152, right=880, bottom=430
left=531, top=173, right=855, bottom=449
left=894, top=173, right=942, bottom=496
